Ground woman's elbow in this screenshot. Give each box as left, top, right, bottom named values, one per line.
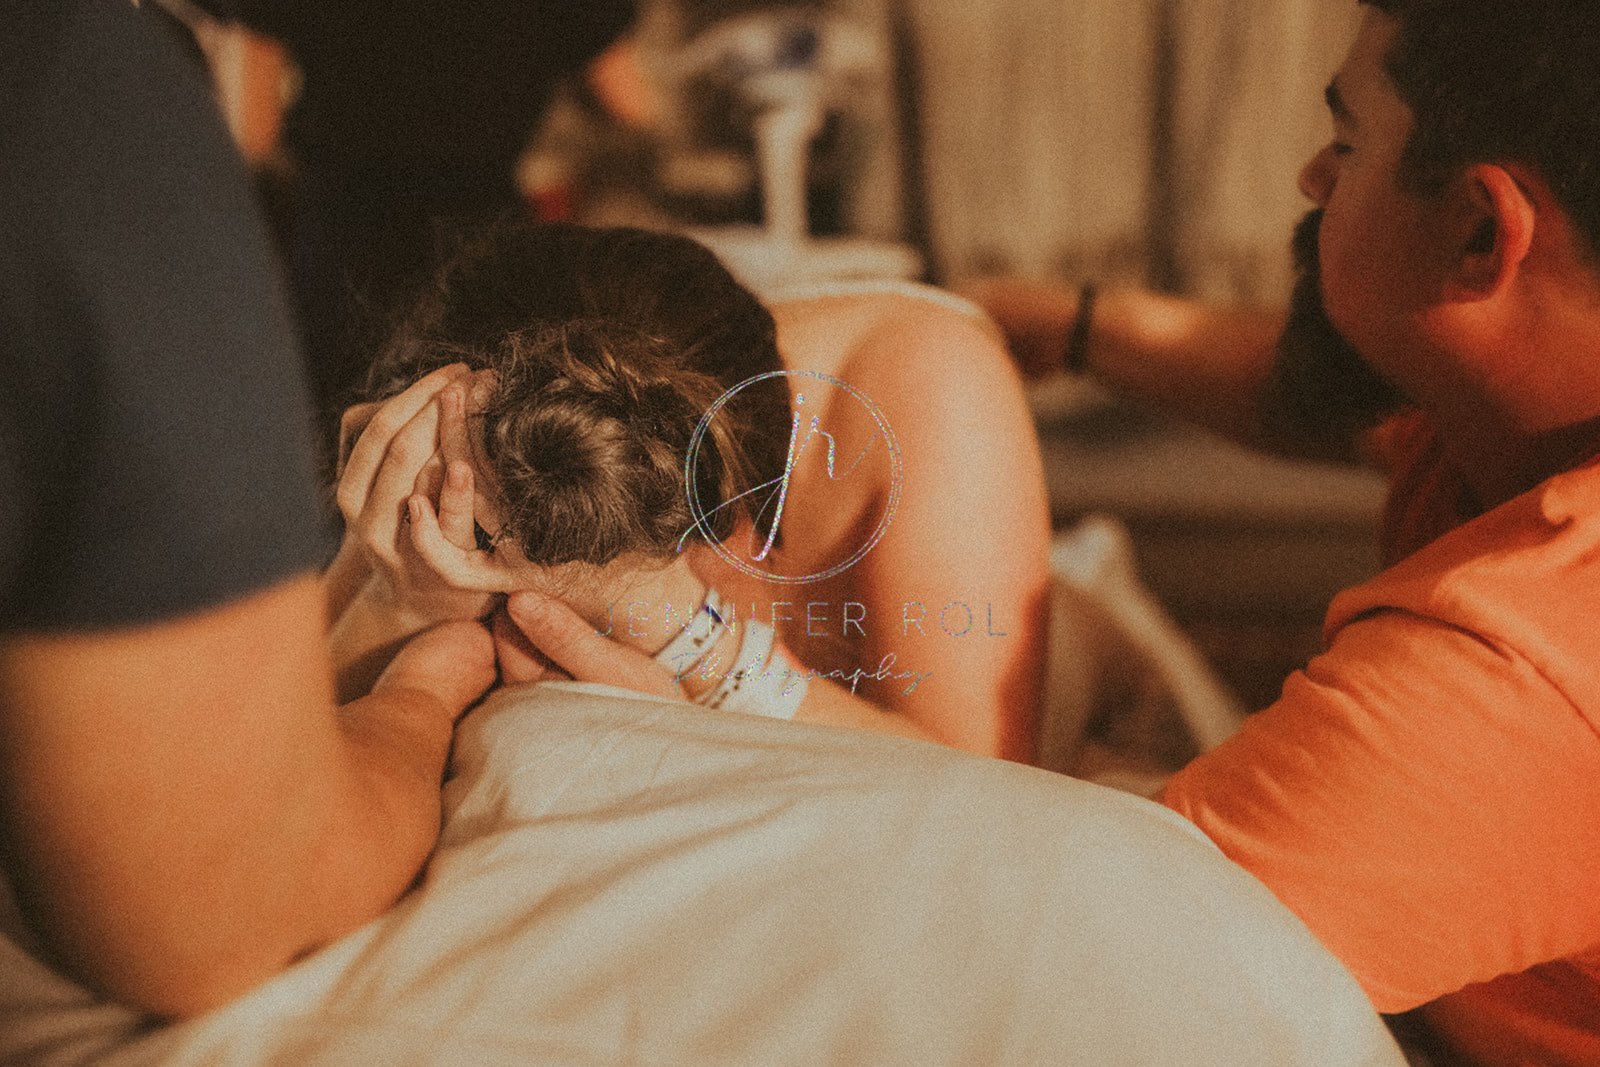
left=19, top=895, right=321, bottom=1022
left=93, top=933, right=316, bottom=1020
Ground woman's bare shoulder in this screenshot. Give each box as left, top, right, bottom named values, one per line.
left=773, top=285, right=1015, bottom=396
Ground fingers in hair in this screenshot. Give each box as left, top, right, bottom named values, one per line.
left=408, top=493, right=513, bottom=592
left=359, top=401, right=439, bottom=561
left=436, top=384, right=480, bottom=550
left=336, top=401, right=380, bottom=479
left=438, top=461, right=478, bottom=550
left=336, top=363, right=468, bottom=523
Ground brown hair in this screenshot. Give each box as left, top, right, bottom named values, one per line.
left=1361, top=0, right=1600, bottom=261
left=361, top=219, right=791, bottom=567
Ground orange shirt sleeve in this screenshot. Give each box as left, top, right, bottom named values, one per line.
left=1161, top=608, right=1600, bottom=1013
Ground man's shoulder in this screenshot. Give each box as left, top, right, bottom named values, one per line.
left=1330, top=449, right=1600, bottom=719
left=0, top=0, right=330, bottom=632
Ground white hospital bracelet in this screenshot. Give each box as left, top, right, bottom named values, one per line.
left=653, top=587, right=728, bottom=679
left=697, top=618, right=809, bottom=720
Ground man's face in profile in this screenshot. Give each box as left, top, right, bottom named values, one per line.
left=1266, top=10, right=1425, bottom=444
left=1263, top=207, right=1408, bottom=444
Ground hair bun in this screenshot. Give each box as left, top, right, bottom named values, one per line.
left=480, top=320, right=748, bottom=567
left=359, top=220, right=792, bottom=568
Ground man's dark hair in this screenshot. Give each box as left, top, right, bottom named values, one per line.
left=1362, top=0, right=1600, bottom=258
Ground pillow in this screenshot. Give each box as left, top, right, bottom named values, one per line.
left=5, top=684, right=1403, bottom=1065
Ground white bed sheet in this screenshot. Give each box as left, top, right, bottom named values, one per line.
left=2, top=683, right=1402, bottom=1065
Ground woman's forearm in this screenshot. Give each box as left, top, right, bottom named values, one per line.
left=323, top=539, right=371, bottom=627
left=793, top=678, right=943, bottom=745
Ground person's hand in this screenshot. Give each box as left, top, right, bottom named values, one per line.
left=334, top=365, right=503, bottom=629
left=490, top=591, right=686, bottom=701
left=371, top=618, right=498, bottom=725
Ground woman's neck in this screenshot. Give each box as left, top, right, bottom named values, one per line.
left=541, top=556, right=699, bottom=652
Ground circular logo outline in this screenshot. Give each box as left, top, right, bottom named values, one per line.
left=684, top=369, right=902, bottom=585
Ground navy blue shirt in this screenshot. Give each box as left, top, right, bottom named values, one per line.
left=0, top=0, right=330, bottom=631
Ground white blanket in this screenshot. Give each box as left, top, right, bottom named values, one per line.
left=2, top=684, right=1402, bottom=1065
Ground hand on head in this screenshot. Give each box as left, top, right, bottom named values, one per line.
left=372, top=618, right=499, bottom=723
left=338, top=364, right=691, bottom=702
left=335, top=364, right=517, bottom=629
left=490, top=592, right=686, bottom=699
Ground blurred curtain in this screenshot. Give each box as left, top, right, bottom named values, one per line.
left=901, top=0, right=1361, bottom=304
left=1168, top=0, right=1362, bottom=303
left=901, top=0, right=1155, bottom=284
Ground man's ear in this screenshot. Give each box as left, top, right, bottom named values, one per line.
left=1443, top=163, right=1535, bottom=302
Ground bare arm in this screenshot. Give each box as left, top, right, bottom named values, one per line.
left=790, top=674, right=944, bottom=745
left=491, top=590, right=944, bottom=746
left=0, top=575, right=494, bottom=1018
left=961, top=278, right=1288, bottom=449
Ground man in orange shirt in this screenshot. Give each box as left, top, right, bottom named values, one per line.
left=977, top=1, right=1600, bottom=1062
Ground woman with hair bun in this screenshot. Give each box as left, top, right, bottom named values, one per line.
left=330, top=220, right=1050, bottom=759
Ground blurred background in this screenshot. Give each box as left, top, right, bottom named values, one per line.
left=194, top=0, right=1383, bottom=712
